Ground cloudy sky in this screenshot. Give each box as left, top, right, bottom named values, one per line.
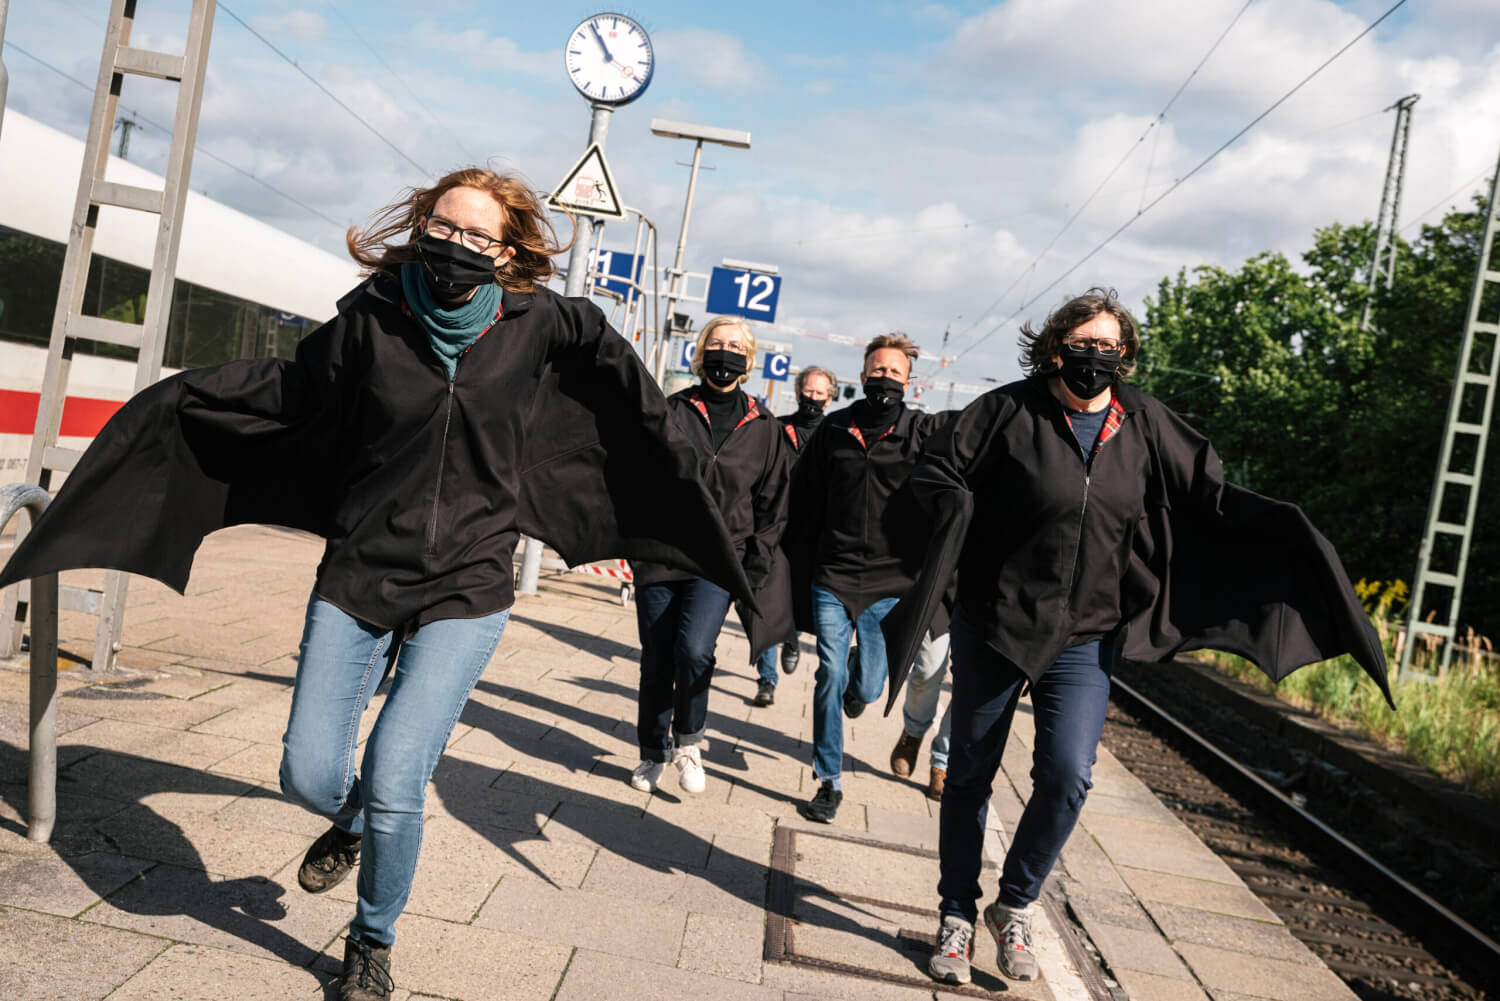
left=5, top=0, right=1499, bottom=402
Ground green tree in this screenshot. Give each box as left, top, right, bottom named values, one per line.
left=1138, top=191, right=1494, bottom=634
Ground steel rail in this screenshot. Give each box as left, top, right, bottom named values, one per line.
left=1108, top=675, right=1500, bottom=972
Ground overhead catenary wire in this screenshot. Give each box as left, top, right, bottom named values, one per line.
left=955, top=0, right=1411, bottom=362
left=948, top=0, right=1254, bottom=348
left=3, top=40, right=349, bottom=232
left=217, top=2, right=430, bottom=177
left=1399, top=168, right=1494, bottom=235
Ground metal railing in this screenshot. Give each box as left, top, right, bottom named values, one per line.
left=0, top=483, right=58, bottom=842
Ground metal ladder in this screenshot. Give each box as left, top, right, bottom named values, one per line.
left=1, top=0, right=215, bottom=670
left=1399, top=151, right=1500, bottom=678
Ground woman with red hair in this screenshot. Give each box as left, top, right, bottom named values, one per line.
left=0, top=168, right=748, bottom=1001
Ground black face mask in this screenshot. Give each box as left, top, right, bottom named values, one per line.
left=796, top=395, right=826, bottom=420
left=863, top=376, right=905, bottom=410
left=1058, top=347, right=1121, bottom=400
left=701, top=349, right=748, bottom=386
left=416, top=234, right=496, bottom=304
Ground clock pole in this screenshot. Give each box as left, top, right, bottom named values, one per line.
left=522, top=12, right=652, bottom=596
left=560, top=103, right=613, bottom=299
left=519, top=106, right=611, bottom=597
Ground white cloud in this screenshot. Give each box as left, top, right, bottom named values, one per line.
left=407, top=21, right=555, bottom=78
left=249, top=11, right=329, bottom=42
left=652, top=29, right=768, bottom=90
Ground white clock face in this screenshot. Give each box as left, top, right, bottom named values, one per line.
left=564, top=13, right=654, bottom=105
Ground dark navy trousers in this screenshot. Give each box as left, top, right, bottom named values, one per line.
left=634, top=578, right=732, bottom=762
left=937, top=608, right=1113, bottom=923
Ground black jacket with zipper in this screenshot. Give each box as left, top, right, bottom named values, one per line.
left=0, top=274, right=754, bottom=629
left=633, top=387, right=792, bottom=592
left=784, top=400, right=953, bottom=629
left=879, top=376, right=1390, bottom=713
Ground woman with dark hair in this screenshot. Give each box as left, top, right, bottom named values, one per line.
left=877, top=287, right=1387, bottom=986
left=630, top=315, right=792, bottom=794
left=0, top=168, right=749, bottom=1001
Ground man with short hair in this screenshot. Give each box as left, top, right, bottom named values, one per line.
left=786, top=336, right=952, bottom=822
left=753, top=366, right=838, bottom=708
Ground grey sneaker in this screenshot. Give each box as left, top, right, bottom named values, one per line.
left=983, top=901, right=1038, bottom=980
left=928, top=914, right=974, bottom=985
left=339, top=935, right=394, bottom=1000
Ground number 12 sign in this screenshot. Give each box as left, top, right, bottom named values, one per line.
left=705, top=266, right=782, bottom=323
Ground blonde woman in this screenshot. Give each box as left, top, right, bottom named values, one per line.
left=630, top=316, right=793, bottom=794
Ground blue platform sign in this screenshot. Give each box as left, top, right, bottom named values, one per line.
left=677, top=338, right=697, bottom=370
left=706, top=266, right=781, bottom=323
left=592, top=250, right=642, bottom=301
left=762, top=351, right=791, bottom=381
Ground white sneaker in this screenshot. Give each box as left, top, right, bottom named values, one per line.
left=629, top=759, right=664, bottom=792
left=673, top=745, right=706, bottom=794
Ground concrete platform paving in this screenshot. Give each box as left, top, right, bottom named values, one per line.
left=0, top=525, right=1358, bottom=1000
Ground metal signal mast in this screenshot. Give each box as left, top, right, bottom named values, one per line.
left=1360, top=94, right=1419, bottom=332
left=1400, top=145, right=1500, bottom=678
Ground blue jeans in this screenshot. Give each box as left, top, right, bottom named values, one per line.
left=280, top=594, right=509, bottom=947
left=811, top=585, right=898, bottom=787
left=938, top=608, right=1113, bottom=923
left=901, top=630, right=953, bottom=771
left=635, top=578, right=733, bottom=762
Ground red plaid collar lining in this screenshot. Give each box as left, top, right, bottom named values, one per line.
left=1063, top=395, right=1126, bottom=460
left=688, top=391, right=759, bottom=434
left=846, top=422, right=896, bottom=451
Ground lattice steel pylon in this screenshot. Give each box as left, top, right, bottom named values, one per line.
left=1399, top=149, right=1500, bottom=679
left=1, top=0, right=216, bottom=670
left=1360, top=94, right=1419, bottom=333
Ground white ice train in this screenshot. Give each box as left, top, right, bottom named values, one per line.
left=0, top=111, right=361, bottom=486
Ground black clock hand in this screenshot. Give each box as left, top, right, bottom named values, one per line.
left=589, top=22, right=615, bottom=63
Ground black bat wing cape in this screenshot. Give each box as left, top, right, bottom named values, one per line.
left=881, top=390, right=1391, bottom=714
left=0, top=282, right=753, bottom=612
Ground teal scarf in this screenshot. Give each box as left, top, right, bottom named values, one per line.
left=399, top=261, right=501, bottom=380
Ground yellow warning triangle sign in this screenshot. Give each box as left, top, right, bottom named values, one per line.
left=547, top=143, right=625, bottom=220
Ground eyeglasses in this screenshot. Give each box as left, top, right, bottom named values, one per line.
left=1062, top=336, right=1122, bottom=354
left=422, top=215, right=508, bottom=256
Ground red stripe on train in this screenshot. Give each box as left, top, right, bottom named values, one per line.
left=0, top=389, right=124, bottom=437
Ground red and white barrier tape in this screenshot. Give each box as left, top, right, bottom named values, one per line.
left=571, top=558, right=634, bottom=583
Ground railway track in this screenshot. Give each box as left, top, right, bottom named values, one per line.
left=1102, top=675, right=1498, bottom=1001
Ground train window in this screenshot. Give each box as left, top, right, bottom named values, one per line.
left=0, top=225, right=314, bottom=368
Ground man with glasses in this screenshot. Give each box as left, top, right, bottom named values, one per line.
left=877, top=288, right=1387, bottom=987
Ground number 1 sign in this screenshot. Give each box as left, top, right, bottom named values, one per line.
left=706, top=266, right=782, bottom=323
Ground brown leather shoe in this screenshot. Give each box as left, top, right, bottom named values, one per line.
left=890, top=732, right=921, bottom=778
left=927, top=766, right=946, bottom=801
